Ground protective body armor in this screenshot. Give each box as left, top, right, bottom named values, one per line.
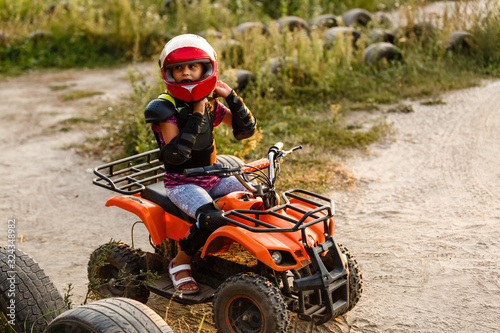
left=145, top=93, right=216, bottom=174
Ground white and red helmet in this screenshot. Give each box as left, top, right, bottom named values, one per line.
left=159, top=34, right=218, bottom=103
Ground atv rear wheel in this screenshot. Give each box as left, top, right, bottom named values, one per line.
left=87, top=242, right=150, bottom=303
left=213, top=273, right=290, bottom=333
left=217, top=154, right=245, bottom=168
left=154, top=238, right=179, bottom=262
left=338, top=243, right=363, bottom=312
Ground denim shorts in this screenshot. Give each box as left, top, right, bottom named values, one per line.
left=164, top=176, right=246, bottom=219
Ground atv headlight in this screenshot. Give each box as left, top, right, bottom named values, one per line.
left=271, top=251, right=283, bottom=264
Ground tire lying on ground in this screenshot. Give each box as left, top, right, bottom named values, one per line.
left=364, top=42, right=403, bottom=65
left=43, top=297, right=174, bottom=333
left=196, top=29, right=224, bottom=39
left=309, top=14, right=339, bottom=30
left=394, top=22, right=435, bottom=41
left=445, top=31, right=473, bottom=53
left=0, top=247, right=65, bottom=333
left=368, top=28, right=396, bottom=44
left=276, top=16, right=310, bottom=35
left=213, top=38, right=243, bottom=64
left=234, top=22, right=270, bottom=38
left=264, top=57, right=308, bottom=85
left=323, top=26, right=361, bottom=48
left=219, top=69, right=255, bottom=93
left=342, top=8, right=372, bottom=27
left=373, top=11, right=392, bottom=25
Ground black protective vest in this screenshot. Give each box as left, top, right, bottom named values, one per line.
left=145, top=93, right=216, bottom=174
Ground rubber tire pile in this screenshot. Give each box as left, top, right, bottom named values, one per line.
left=0, top=247, right=174, bottom=333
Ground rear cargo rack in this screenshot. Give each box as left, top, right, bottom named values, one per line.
left=93, top=149, right=164, bottom=195
left=221, top=189, right=335, bottom=240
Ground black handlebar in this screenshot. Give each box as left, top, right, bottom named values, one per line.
left=183, top=143, right=303, bottom=205
left=183, top=163, right=240, bottom=177
left=183, top=142, right=302, bottom=183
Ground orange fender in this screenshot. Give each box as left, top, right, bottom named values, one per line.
left=200, top=226, right=306, bottom=271
left=217, top=191, right=263, bottom=211
left=286, top=200, right=335, bottom=243
left=243, top=158, right=269, bottom=172
left=104, top=195, right=190, bottom=245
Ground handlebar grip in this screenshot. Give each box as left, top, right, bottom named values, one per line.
left=183, top=167, right=207, bottom=177
left=184, top=164, right=228, bottom=177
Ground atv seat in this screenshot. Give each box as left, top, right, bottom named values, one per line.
left=141, top=182, right=196, bottom=223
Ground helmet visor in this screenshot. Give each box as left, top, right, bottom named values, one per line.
left=164, top=59, right=213, bottom=83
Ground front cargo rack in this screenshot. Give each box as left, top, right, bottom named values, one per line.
left=221, top=189, right=335, bottom=240
left=93, top=149, right=164, bottom=195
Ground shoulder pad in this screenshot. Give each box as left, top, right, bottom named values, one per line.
left=144, top=98, right=176, bottom=123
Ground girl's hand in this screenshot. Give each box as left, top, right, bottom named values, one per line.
left=214, top=81, right=233, bottom=99
left=193, top=98, right=208, bottom=115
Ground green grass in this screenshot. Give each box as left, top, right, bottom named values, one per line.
left=0, top=312, right=15, bottom=333
left=421, top=98, right=446, bottom=106
left=48, top=83, right=76, bottom=91
left=58, top=90, right=105, bottom=101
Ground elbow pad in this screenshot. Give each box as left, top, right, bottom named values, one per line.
left=159, top=112, right=205, bottom=165
left=226, top=91, right=257, bottom=140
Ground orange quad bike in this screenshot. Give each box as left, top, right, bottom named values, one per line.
left=90, top=142, right=362, bottom=332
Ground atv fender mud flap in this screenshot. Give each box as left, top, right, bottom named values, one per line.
left=293, top=238, right=349, bottom=325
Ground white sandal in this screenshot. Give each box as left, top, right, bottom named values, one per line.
left=169, top=261, right=199, bottom=294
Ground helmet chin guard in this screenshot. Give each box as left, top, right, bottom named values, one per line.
left=159, top=34, right=218, bottom=103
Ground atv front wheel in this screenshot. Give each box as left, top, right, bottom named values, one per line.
left=87, top=242, right=150, bottom=303
left=338, top=243, right=363, bottom=312
left=213, top=273, right=290, bottom=333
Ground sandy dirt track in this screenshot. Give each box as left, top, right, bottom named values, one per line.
left=330, top=80, right=500, bottom=332
left=1, top=64, right=499, bottom=332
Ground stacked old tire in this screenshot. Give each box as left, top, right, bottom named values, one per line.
left=0, top=246, right=174, bottom=333
left=0, top=247, right=65, bottom=333
left=197, top=5, right=474, bottom=84
left=43, top=298, right=173, bottom=333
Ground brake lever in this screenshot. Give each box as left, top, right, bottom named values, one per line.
left=282, top=145, right=303, bottom=157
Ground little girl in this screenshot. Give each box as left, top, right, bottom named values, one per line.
left=144, top=34, right=257, bottom=293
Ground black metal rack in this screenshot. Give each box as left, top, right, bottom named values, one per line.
left=221, top=189, right=334, bottom=240
left=93, top=149, right=164, bottom=195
